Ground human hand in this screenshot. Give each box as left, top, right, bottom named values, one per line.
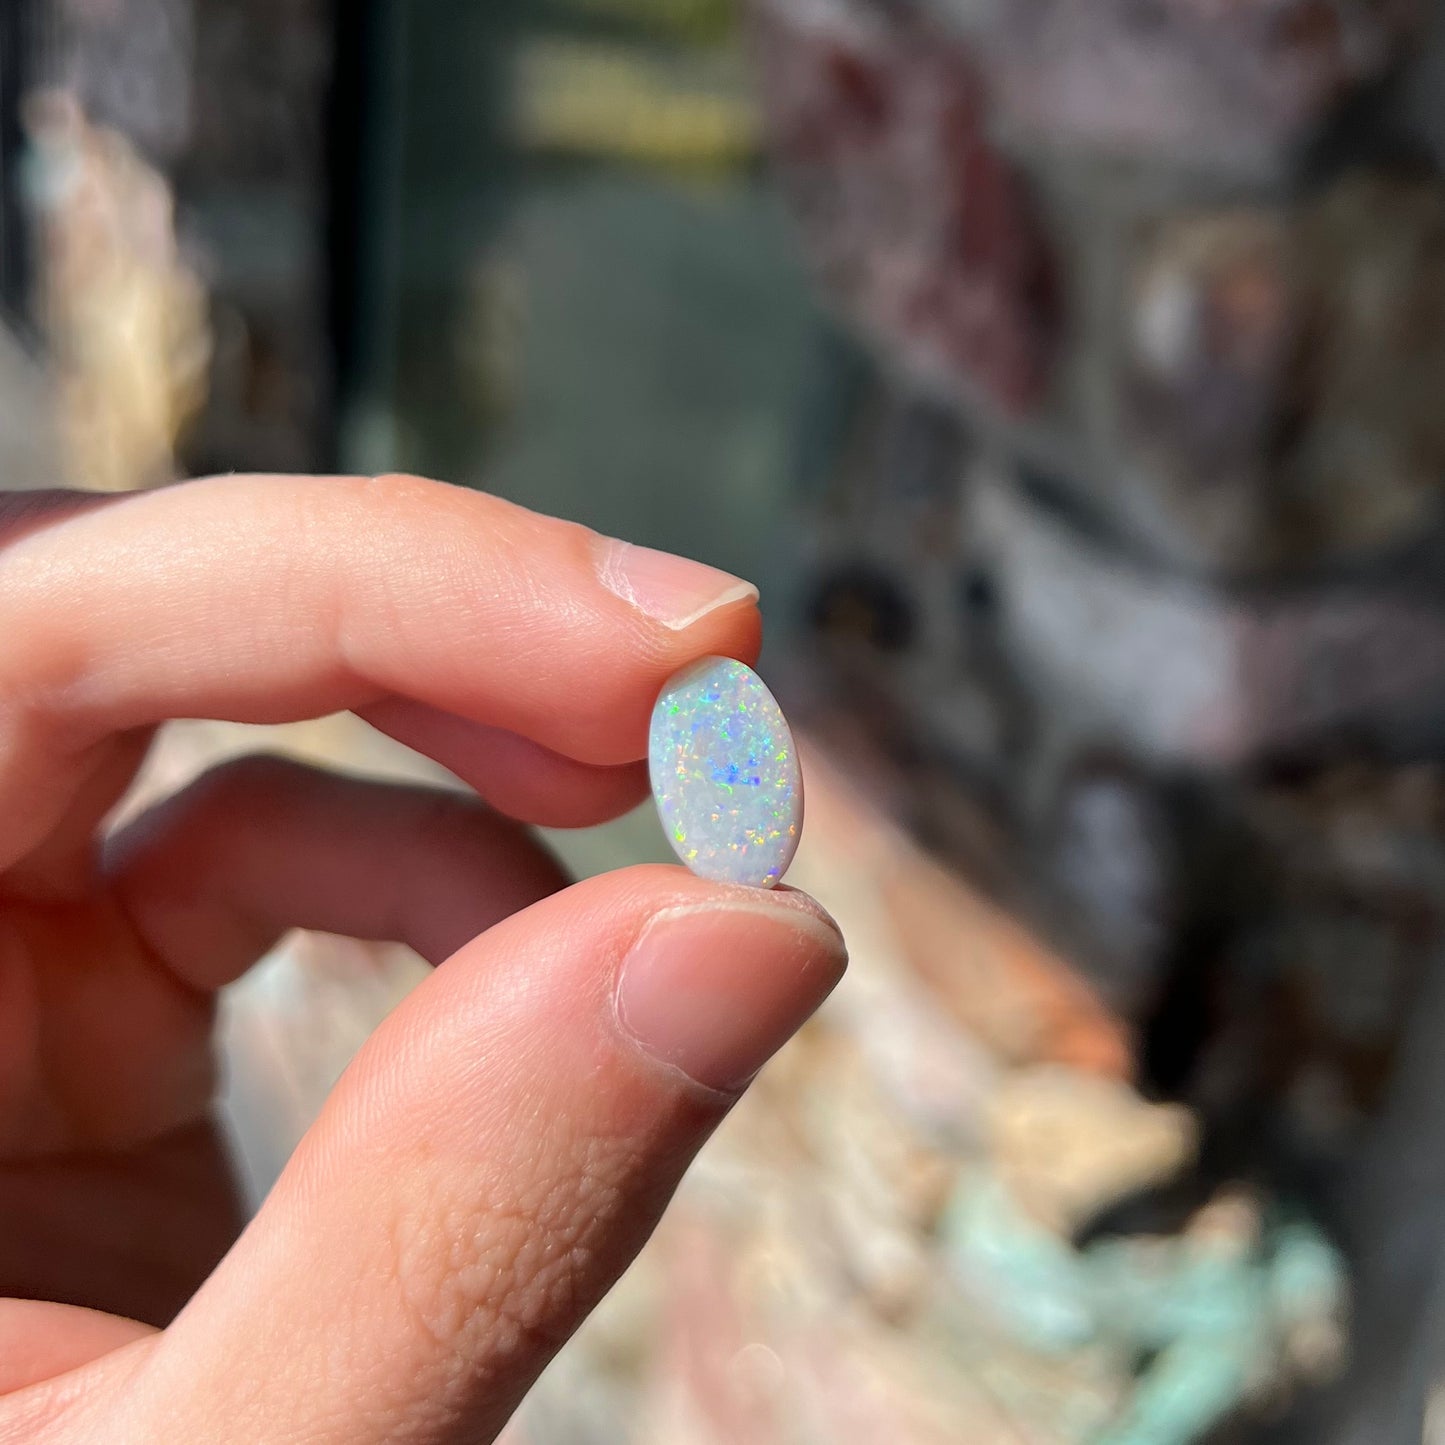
left=0, top=474, right=845, bottom=1444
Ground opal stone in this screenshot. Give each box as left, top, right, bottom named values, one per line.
left=649, top=656, right=803, bottom=888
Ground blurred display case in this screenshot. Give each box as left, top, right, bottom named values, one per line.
left=13, top=1, right=1445, bottom=1442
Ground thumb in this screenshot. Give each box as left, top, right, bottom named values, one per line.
left=87, top=866, right=845, bottom=1445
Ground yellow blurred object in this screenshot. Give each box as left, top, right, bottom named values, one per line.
left=512, top=38, right=760, bottom=169
left=549, top=0, right=736, bottom=44
left=989, top=1066, right=1197, bottom=1235
left=27, top=91, right=211, bottom=493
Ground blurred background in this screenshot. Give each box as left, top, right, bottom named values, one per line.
left=8, top=0, right=1445, bottom=1440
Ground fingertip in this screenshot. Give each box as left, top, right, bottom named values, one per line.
left=593, top=536, right=760, bottom=635
left=610, top=885, right=847, bottom=1095
left=142, top=863, right=844, bottom=1444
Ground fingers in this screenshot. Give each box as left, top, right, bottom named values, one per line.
left=0, top=1301, right=154, bottom=1393
left=5, top=713, right=643, bottom=901
left=12, top=757, right=571, bottom=1153
left=2, top=726, right=155, bottom=901
left=0, top=474, right=760, bottom=868
left=104, top=868, right=846, bottom=1445
left=109, top=754, right=571, bottom=987
left=0, top=1123, right=242, bottom=1326
left=359, top=699, right=650, bottom=828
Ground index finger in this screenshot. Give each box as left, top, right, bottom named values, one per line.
left=0, top=474, right=761, bottom=867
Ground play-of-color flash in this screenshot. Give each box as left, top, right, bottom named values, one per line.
left=648, top=656, right=803, bottom=889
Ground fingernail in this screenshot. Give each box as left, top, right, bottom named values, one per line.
left=594, top=537, right=759, bottom=631
left=616, top=893, right=847, bottom=1093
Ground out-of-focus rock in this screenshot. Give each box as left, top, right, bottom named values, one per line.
left=974, top=470, right=1445, bottom=766
left=749, top=0, right=1062, bottom=414
left=1184, top=763, right=1445, bottom=1150
left=24, top=93, right=210, bottom=492
left=879, top=844, right=1133, bottom=1077
left=989, top=1065, right=1198, bottom=1235
left=1123, top=172, right=1445, bottom=570
left=955, top=0, right=1417, bottom=169
left=1043, top=753, right=1184, bottom=1020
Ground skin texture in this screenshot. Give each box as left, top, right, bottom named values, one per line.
left=0, top=475, right=847, bottom=1445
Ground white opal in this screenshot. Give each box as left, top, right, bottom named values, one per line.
left=648, top=656, right=803, bottom=888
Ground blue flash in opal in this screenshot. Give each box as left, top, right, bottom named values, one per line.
left=648, top=656, right=803, bottom=888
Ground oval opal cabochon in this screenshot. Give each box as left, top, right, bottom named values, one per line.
left=648, top=656, right=803, bottom=888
